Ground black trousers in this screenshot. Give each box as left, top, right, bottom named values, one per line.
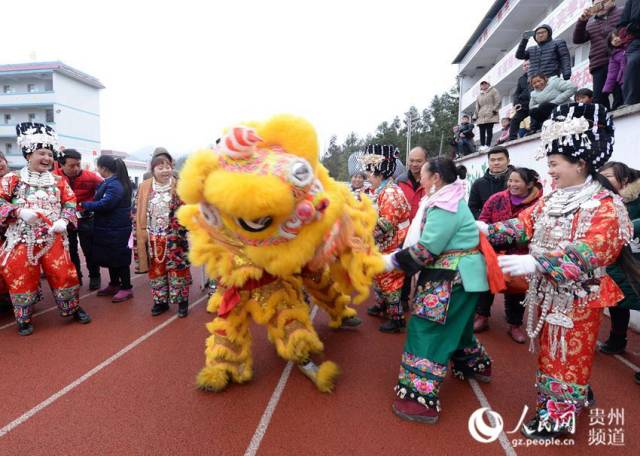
left=108, top=266, right=132, bottom=290
left=529, top=103, right=557, bottom=131
left=623, top=39, right=640, bottom=106
left=68, top=217, right=100, bottom=280
left=508, top=107, right=529, bottom=140
left=609, top=306, right=630, bottom=337
left=478, top=123, right=494, bottom=146
left=476, top=292, right=525, bottom=326
left=591, top=65, right=624, bottom=110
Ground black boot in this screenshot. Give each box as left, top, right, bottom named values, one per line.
left=72, top=306, right=92, bottom=324
left=635, top=371, right=640, bottom=385
left=521, top=416, right=571, bottom=440
left=151, top=303, right=170, bottom=316
left=177, top=302, right=189, bottom=318
left=367, top=304, right=385, bottom=317
left=599, top=332, right=627, bottom=355
left=89, top=276, right=101, bottom=291
left=379, top=319, right=405, bottom=333
left=17, top=321, right=34, bottom=336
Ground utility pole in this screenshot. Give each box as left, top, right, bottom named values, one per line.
left=405, top=112, right=419, bottom=163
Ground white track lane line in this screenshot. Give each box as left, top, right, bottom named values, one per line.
left=469, top=378, right=518, bottom=456
left=0, top=274, right=145, bottom=331
left=244, top=305, right=319, bottom=456
left=613, top=354, right=640, bottom=372
left=0, top=294, right=208, bottom=438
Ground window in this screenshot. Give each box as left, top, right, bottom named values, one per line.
left=28, top=113, right=36, bottom=121
left=2, top=85, right=10, bottom=94
left=45, top=109, right=54, bottom=123
left=6, top=143, right=12, bottom=155
left=3, top=114, right=10, bottom=124
left=27, top=84, right=36, bottom=93
left=44, top=80, right=53, bottom=91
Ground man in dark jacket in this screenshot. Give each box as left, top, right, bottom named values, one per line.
left=468, top=146, right=514, bottom=333
left=509, top=61, right=531, bottom=140
left=468, top=147, right=513, bottom=219
left=516, top=24, right=572, bottom=80
left=619, top=0, right=640, bottom=105
left=574, top=0, right=623, bottom=109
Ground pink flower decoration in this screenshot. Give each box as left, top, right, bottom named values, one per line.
left=560, top=262, right=581, bottom=280
left=424, top=295, right=439, bottom=308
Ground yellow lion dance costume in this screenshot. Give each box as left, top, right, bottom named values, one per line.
left=177, top=114, right=382, bottom=393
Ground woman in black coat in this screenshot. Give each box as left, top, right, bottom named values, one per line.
left=81, top=155, right=134, bottom=302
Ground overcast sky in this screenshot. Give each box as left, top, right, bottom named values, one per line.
left=1, top=0, right=494, bottom=158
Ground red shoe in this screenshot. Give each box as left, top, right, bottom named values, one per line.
left=112, top=289, right=133, bottom=303
left=473, top=315, right=489, bottom=333
left=508, top=325, right=526, bottom=344
left=392, top=398, right=439, bottom=424
left=97, top=284, right=119, bottom=296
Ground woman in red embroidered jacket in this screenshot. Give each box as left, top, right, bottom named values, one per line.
left=477, top=168, right=543, bottom=343
left=0, top=123, right=91, bottom=336
left=361, top=144, right=411, bottom=333
left=478, top=104, right=633, bottom=439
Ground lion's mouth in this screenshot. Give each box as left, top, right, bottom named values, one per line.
left=236, top=216, right=273, bottom=232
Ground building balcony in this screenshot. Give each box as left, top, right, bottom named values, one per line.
left=458, top=0, right=594, bottom=113
left=0, top=122, right=56, bottom=138
left=0, top=91, right=55, bottom=108
left=0, top=124, right=16, bottom=137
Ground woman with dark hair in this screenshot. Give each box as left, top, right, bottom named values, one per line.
left=479, top=104, right=633, bottom=438
left=362, top=145, right=411, bottom=333
left=598, top=162, right=640, bottom=365
left=477, top=167, right=543, bottom=343
left=383, top=157, right=492, bottom=424
left=134, top=150, right=191, bottom=317
left=82, top=155, right=134, bottom=303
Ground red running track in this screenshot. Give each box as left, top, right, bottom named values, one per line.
left=0, top=272, right=638, bottom=455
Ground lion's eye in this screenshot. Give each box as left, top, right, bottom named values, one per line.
left=288, top=159, right=313, bottom=187
left=236, top=216, right=273, bottom=232
left=200, top=202, right=222, bottom=228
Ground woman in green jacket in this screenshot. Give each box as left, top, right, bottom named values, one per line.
left=599, top=162, right=640, bottom=360
left=384, top=157, right=491, bottom=424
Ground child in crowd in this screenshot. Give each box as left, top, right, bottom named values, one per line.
left=603, top=29, right=633, bottom=110
left=452, top=115, right=475, bottom=157
left=495, top=117, right=511, bottom=144
left=575, top=88, right=594, bottom=104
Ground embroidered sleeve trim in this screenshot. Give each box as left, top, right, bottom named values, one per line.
left=534, top=241, right=598, bottom=283
left=488, top=218, right=529, bottom=246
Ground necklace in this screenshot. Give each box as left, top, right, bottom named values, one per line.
left=147, top=179, right=173, bottom=263
left=523, top=179, right=606, bottom=360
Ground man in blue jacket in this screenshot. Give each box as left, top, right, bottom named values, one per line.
left=516, top=24, right=572, bottom=81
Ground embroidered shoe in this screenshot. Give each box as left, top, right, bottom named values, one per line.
left=72, top=307, right=92, bottom=324
left=508, top=325, right=527, bottom=344
left=177, top=302, right=189, bottom=318
left=392, top=398, right=439, bottom=424
left=112, top=289, right=134, bottom=303
left=151, top=303, right=170, bottom=316
left=17, top=321, right=34, bottom=336
left=521, top=416, right=571, bottom=440
left=367, top=304, right=385, bottom=317
left=97, top=284, right=119, bottom=296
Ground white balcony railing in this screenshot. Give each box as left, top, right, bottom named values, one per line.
left=0, top=124, right=16, bottom=137
left=459, top=0, right=591, bottom=111
left=0, top=91, right=55, bottom=107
